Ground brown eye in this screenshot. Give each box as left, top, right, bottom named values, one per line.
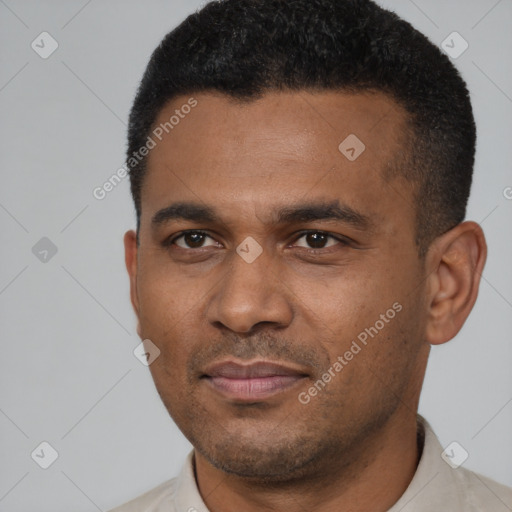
left=293, top=231, right=342, bottom=250
left=171, top=231, right=218, bottom=249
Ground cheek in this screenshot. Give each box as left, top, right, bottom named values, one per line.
left=297, top=265, right=419, bottom=374
left=136, top=274, right=201, bottom=385
left=293, top=263, right=393, bottom=330
left=314, top=311, right=417, bottom=420
left=137, top=261, right=201, bottom=334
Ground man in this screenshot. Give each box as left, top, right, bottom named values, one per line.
left=111, top=0, right=512, bottom=510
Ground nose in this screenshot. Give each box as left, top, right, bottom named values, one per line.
left=206, top=246, right=294, bottom=334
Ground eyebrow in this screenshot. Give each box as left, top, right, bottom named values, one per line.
left=152, top=203, right=220, bottom=227
left=151, top=200, right=372, bottom=231
left=275, top=201, right=371, bottom=229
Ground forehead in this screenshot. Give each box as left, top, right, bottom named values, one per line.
left=149, top=89, right=407, bottom=164
left=141, top=90, right=413, bottom=231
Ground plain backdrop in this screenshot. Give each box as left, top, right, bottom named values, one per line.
left=0, top=0, right=511, bottom=510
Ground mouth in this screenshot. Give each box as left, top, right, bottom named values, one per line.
left=201, top=360, right=309, bottom=402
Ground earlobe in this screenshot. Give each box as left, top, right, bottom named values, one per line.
left=123, top=230, right=142, bottom=335
left=425, top=221, right=487, bottom=346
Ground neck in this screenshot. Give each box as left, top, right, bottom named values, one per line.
left=194, top=407, right=421, bottom=512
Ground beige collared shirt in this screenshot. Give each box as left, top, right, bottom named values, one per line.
left=109, top=416, right=512, bottom=511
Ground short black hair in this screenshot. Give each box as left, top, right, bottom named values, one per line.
left=127, top=0, right=476, bottom=255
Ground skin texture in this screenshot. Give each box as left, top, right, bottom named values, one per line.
left=124, top=91, right=487, bottom=512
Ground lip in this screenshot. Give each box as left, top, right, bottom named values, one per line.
left=202, top=360, right=308, bottom=401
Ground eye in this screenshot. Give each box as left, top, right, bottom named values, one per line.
left=292, top=231, right=346, bottom=250
left=165, top=230, right=348, bottom=252
left=168, top=230, right=220, bottom=249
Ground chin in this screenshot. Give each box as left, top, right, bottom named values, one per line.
left=193, top=428, right=329, bottom=482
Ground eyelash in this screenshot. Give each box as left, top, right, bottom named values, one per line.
left=164, top=230, right=349, bottom=253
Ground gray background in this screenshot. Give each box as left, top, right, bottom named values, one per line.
left=0, top=0, right=511, bottom=510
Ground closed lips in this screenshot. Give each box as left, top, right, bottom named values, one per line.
left=200, top=360, right=309, bottom=401
left=203, top=360, right=308, bottom=379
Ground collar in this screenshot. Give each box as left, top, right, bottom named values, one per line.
left=171, top=415, right=507, bottom=511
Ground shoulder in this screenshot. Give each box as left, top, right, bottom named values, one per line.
left=107, top=477, right=178, bottom=512
left=390, top=416, right=512, bottom=511
left=453, top=465, right=512, bottom=511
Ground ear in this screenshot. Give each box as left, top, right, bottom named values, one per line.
left=124, top=230, right=142, bottom=338
left=424, top=221, right=487, bottom=345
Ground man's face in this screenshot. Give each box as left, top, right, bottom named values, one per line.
left=126, top=91, right=431, bottom=480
